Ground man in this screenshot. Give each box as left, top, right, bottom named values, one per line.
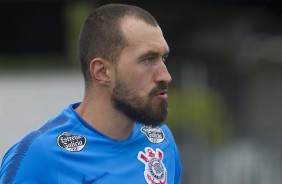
left=0, top=4, right=182, bottom=184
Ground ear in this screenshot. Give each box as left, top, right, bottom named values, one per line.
left=89, top=58, right=112, bottom=85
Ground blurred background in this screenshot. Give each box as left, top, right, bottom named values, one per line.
left=1, top=0, right=282, bottom=183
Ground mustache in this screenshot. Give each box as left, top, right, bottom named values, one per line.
left=149, top=82, right=168, bottom=96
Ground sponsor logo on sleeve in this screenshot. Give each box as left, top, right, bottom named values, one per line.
left=141, top=126, right=165, bottom=144
left=138, top=147, right=167, bottom=184
left=57, top=132, right=87, bottom=152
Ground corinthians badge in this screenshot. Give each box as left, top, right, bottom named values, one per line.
left=141, top=126, right=165, bottom=144
left=138, top=147, right=167, bottom=184
left=57, top=132, right=87, bottom=152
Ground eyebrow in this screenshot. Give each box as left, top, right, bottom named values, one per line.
left=138, top=50, right=170, bottom=60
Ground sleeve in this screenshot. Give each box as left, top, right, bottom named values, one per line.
left=0, top=143, right=18, bottom=182
left=0, top=133, right=55, bottom=184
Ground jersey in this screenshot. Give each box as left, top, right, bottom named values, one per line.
left=0, top=103, right=182, bottom=184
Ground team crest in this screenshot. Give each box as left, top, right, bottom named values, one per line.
left=138, top=147, right=167, bottom=184
left=57, top=132, right=87, bottom=152
left=141, top=126, right=165, bottom=144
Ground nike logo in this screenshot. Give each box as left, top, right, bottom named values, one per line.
left=82, top=172, right=109, bottom=184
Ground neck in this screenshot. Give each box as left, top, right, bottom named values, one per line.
left=75, top=92, right=134, bottom=140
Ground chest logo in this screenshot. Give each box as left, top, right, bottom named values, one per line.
left=138, top=147, right=167, bottom=184
left=141, top=126, right=165, bottom=144
left=57, top=132, right=87, bottom=152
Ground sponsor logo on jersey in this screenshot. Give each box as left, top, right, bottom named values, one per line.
left=138, top=147, right=167, bottom=184
left=141, top=126, right=165, bottom=144
left=57, top=132, right=87, bottom=152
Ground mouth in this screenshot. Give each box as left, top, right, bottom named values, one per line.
left=156, top=90, right=168, bottom=100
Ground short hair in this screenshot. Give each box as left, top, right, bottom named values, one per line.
left=78, top=3, right=158, bottom=88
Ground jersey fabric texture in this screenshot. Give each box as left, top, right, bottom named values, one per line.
left=0, top=103, right=182, bottom=184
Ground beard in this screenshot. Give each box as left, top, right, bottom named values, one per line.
left=111, top=77, right=168, bottom=127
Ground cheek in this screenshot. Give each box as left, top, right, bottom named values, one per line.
left=122, top=77, right=150, bottom=98
left=117, top=65, right=154, bottom=96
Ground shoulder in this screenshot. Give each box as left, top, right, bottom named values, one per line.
left=0, top=110, right=78, bottom=183
left=159, top=123, right=176, bottom=141
left=159, top=124, right=173, bottom=135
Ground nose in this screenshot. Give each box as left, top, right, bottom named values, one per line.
left=154, top=62, right=172, bottom=84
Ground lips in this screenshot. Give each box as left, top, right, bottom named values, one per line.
left=156, top=90, right=168, bottom=100
left=158, top=90, right=167, bottom=95
left=150, top=82, right=169, bottom=100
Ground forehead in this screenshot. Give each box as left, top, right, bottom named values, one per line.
left=120, top=17, right=169, bottom=53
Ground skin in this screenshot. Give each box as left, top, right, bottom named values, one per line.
left=75, top=16, right=172, bottom=140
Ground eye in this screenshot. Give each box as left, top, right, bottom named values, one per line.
left=162, top=55, right=169, bottom=63
left=141, top=56, right=156, bottom=66
left=144, top=56, right=155, bottom=62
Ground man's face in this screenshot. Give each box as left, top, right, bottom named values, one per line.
left=111, top=17, right=172, bottom=126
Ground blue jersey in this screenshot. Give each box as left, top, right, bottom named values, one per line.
left=0, top=103, right=182, bottom=184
